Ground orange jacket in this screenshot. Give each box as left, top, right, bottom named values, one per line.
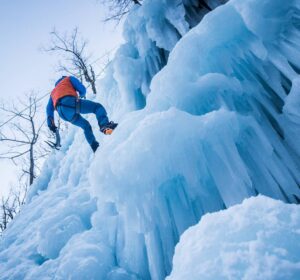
left=51, top=77, right=78, bottom=108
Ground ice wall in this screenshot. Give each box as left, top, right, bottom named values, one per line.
left=99, top=0, right=226, bottom=118
left=1, top=0, right=300, bottom=279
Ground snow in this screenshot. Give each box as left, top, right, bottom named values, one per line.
left=1, top=0, right=300, bottom=279
left=167, top=196, right=300, bottom=280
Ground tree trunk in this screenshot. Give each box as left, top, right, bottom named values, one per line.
left=29, top=144, right=34, bottom=185
left=90, top=66, right=97, bottom=95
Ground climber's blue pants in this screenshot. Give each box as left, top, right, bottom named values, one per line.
left=57, top=96, right=109, bottom=145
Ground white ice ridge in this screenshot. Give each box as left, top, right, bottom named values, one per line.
left=1, top=0, right=300, bottom=279
left=167, top=196, right=300, bottom=280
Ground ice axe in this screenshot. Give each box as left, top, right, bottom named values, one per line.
left=45, top=129, right=61, bottom=150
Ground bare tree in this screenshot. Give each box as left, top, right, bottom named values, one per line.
left=0, top=93, right=50, bottom=232
left=45, top=28, right=98, bottom=94
left=0, top=93, right=47, bottom=186
left=0, top=196, right=15, bottom=232
left=0, top=92, right=64, bottom=232
left=0, top=183, right=27, bottom=233
left=101, top=0, right=142, bottom=22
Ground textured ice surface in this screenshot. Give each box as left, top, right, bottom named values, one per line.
left=1, top=0, right=300, bottom=279
left=167, top=196, right=300, bottom=280
left=99, top=0, right=225, bottom=118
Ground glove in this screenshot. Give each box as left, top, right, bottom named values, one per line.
left=47, top=117, right=57, bottom=133
left=49, top=124, right=57, bottom=133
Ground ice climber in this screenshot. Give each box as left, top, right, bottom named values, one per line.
left=46, top=75, right=117, bottom=152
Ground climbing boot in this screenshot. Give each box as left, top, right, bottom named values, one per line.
left=100, top=121, right=118, bottom=135
left=91, top=141, right=99, bottom=152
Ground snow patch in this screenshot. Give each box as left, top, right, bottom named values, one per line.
left=167, top=196, right=300, bottom=280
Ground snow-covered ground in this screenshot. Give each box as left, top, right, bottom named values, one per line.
left=1, top=0, right=300, bottom=279
left=168, top=196, right=300, bottom=280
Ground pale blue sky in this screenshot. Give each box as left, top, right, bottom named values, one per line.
left=0, top=0, right=124, bottom=196
left=0, top=0, right=123, bottom=98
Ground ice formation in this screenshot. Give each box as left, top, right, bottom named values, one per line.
left=99, top=0, right=226, bottom=118
left=167, top=196, right=300, bottom=280
left=1, top=0, right=300, bottom=279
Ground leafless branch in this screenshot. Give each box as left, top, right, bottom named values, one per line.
left=0, top=92, right=51, bottom=232
left=44, top=28, right=98, bottom=94
left=101, top=0, right=141, bottom=23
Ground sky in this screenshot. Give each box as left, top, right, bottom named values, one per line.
left=0, top=0, right=124, bottom=197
